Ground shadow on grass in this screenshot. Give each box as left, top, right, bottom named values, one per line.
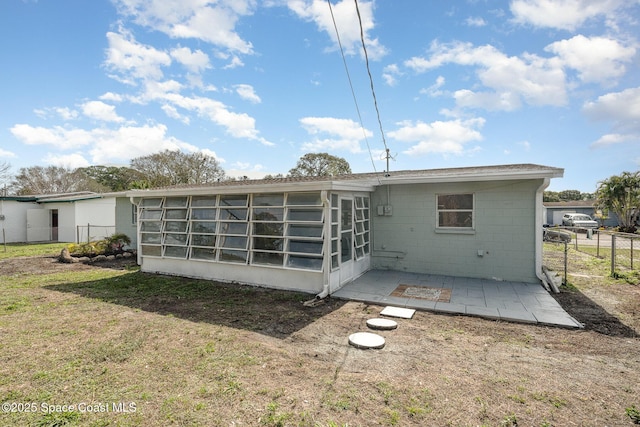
left=552, top=287, right=638, bottom=338
left=46, top=270, right=346, bottom=339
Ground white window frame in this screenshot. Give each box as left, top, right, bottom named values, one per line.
left=436, top=193, right=475, bottom=231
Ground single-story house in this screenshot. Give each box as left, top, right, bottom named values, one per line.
left=543, top=200, right=618, bottom=227
left=127, top=163, right=563, bottom=297
left=0, top=191, right=136, bottom=246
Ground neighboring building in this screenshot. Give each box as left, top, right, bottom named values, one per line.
left=0, top=192, right=136, bottom=247
left=127, top=163, right=563, bottom=296
left=543, top=200, right=618, bottom=227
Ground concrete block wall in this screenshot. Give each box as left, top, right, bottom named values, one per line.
left=370, top=179, right=542, bottom=283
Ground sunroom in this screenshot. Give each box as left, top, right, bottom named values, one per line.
left=130, top=180, right=375, bottom=295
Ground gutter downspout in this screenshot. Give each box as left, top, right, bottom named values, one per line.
left=304, top=190, right=331, bottom=306
left=535, top=178, right=550, bottom=286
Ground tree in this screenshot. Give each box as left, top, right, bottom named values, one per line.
left=0, top=161, right=11, bottom=195
left=288, top=153, right=352, bottom=177
left=595, top=171, right=640, bottom=233
left=130, top=150, right=225, bottom=188
left=77, top=165, right=145, bottom=192
left=12, top=166, right=97, bottom=195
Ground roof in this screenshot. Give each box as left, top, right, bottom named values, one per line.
left=544, top=200, right=596, bottom=208
left=127, top=163, right=564, bottom=197
left=0, top=191, right=128, bottom=203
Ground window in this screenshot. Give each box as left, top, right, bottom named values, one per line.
left=437, top=194, right=474, bottom=228
left=137, top=191, right=327, bottom=271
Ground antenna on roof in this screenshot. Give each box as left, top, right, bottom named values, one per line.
left=381, top=148, right=396, bottom=176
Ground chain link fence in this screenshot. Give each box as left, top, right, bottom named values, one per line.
left=543, top=227, right=640, bottom=282
left=76, top=224, right=116, bottom=244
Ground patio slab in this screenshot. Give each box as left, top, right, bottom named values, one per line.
left=331, top=270, right=583, bottom=328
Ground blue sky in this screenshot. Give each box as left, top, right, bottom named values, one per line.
left=1, top=0, right=639, bottom=192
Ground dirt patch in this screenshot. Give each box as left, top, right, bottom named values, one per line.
left=2, top=255, right=639, bottom=426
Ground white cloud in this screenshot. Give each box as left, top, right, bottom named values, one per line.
left=510, top=0, right=628, bottom=31
left=161, top=104, right=190, bottom=124
left=288, top=0, right=387, bottom=60
left=419, top=76, right=446, bottom=97
left=99, top=92, right=124, bottom=102
left=583, top=86, right=640, bottom=147
left=112, top=0, right=255, bottom=54
left=10, top=124, right=92, bottom=149
left=234, top=84, right=261, bottom=104
left=43, top=153, right=91, bottom=168
left=104, top=28, right=172, bottom=85
left=405, top=41, right=567, bottom=111
left=465, top=16, right=487, bottom=27
left=87, top=124, right=196, bottom=164
left=170, top=46, right=211, bottom=73
left=382, top=64, right=401, bottom=86
left=545, top=35, right=636, bottom=85
left=0, top=148, right=16, bottom=158
left=388, top=118, right=485, bottom=156
left=81, top=100, right=126, bottom=123
left=299, top=116, right=372, bottom=152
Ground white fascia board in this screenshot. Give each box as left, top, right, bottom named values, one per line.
left=376, top=168, right=564, bottom=186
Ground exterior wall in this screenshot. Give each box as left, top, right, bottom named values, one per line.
left=371, top=179, right=543, bottom=283
left=72, top=198, right=116, bottom=242
left=43, top=203, right=77, bottom=242
left=141, top=257, right=324, bottom=294
left=0, top=201, right=40, bottom=243
left=115, top=197, right=137, bottom=248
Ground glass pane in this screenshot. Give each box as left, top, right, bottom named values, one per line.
left=355, top=234, right=364, bottom=246
left=165, top=209, right=188, bottom=220
left=341, top=200, right=352, bottom=230
left=219, top=208, right=247, bottom=221
left=253, top=207, right=283, bottom=221
left=288, top=224, right=323, bottom=238
left=252, top=252, right=283, bottom=266
left=165, top=221, right=188, bottom=232
left=355, top=247, right=364, bottom=259
left=141, top=221, right=161, bottom=232
left=219, top=194, right=247, bottom=207
left=331, top=224, right=338, bottom=237
left=287, top=192, right=321, bottom=206
left=141, top=245, right=162, bottom=256
left=218, top=235, right=247, bottom=249
left=288, top=255, right=323, bottom=271
left=287, top=208, right=322, bottom=222
left=191, top=196, right=217, bottom=207
left=164, top=233, right=187, bottom=245
left=356, top=222, right=364, bottom=234
left=331, top=194, right=339, bottom=207
left=253, top=237, right=283, bottom=251
left=141, top=233, right=161, bottom=244
left=191, top=234, right=216, bottom=247
left=191, top=221, right=217, bottom=233
left=355, top=210, right=363, bottom=221
left=219, top=249, right=247, bottom=263
left=253, top=193, right=284, bottom=207
left=164, top=246, right=187, bottom=258
left=191, top=247, right=217, bottom=260
left=439, top=211, right=473, bottom=228
left=289, top=240, right=323, bottom=254
left=191, top=208, right=216, bottom=220
left=331, top=209, right=338, bottom=223
left=341, top=232, right=352, bottom=262
left=141, top=198, right=162, bottom=208
left=253, top=222, right=283, bottom=236
left=141, top=209, right=162, bottom=220
left=355, top=198, right=363, bottom=209
left=331, top=239, right=338, bottom=253
left=219, top=222, right=247, bottom=235
left=165, top=197, right=188, bottom=207
left=438, top=194, right=473, bottom=210
left=331, top=254, right=339, bottom=269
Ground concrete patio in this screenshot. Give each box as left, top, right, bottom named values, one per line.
left=331, top=270, right=583, bottom=329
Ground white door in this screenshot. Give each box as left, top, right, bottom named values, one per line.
left=339, top=198, right=354, bottom=285
left=27, top=209, right=50, bottom=242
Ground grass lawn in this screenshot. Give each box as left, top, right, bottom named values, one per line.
left=1, top=243, right=639, bottom=426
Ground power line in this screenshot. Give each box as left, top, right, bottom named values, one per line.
left=326, top=0, right=379, bottom=178
left=353, top=0, right=390, bottom=159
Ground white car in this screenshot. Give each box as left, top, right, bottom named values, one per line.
left=561, top=213, right=598, bottom=229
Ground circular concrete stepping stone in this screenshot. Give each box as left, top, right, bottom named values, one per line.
left=366, top=318, right=398, bottom=330
left=348, top=332, right=385, bottom=349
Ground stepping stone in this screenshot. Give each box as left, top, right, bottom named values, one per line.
left=380, top=306, right=416, bottom=319
left=366, top=318, right=398, bottom=330
left=348, top=332, right=385, bottom=349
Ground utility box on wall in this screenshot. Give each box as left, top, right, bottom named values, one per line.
left=377, top=205, right=393, bottom=216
